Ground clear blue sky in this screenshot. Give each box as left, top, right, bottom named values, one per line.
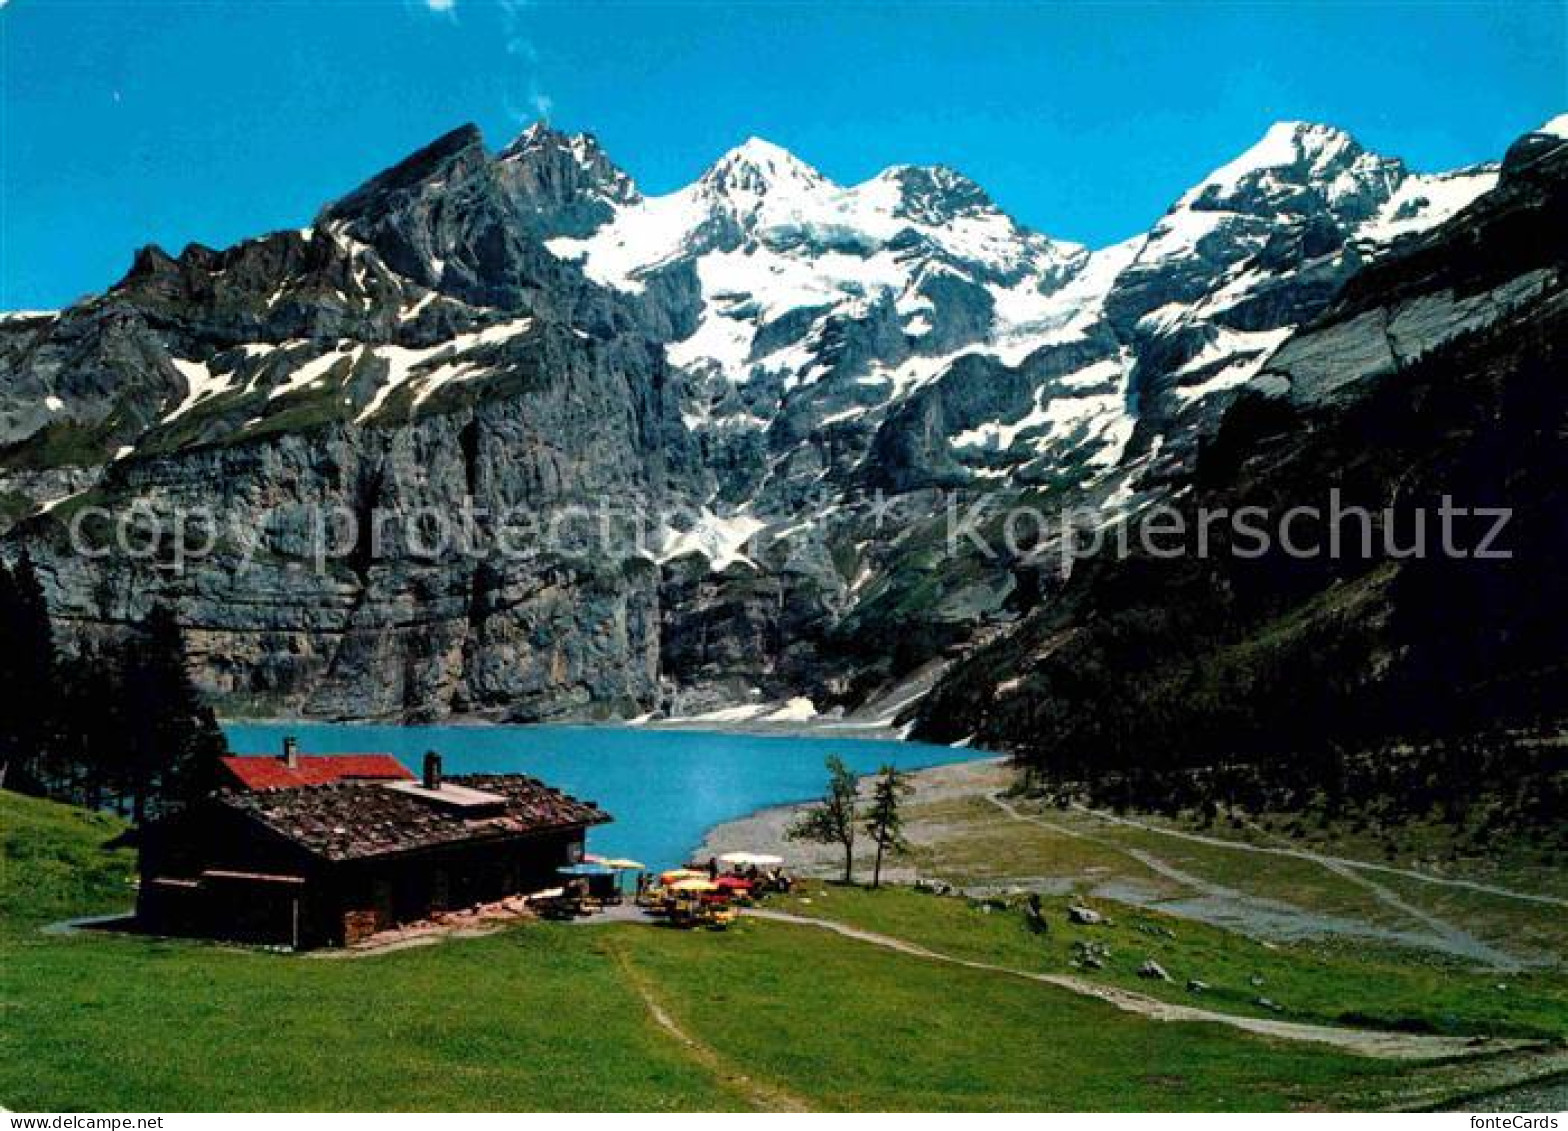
left=2, top=1, right=1563, bottom=309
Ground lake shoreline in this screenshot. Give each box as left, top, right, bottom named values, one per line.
left=690, top=755, right=1014, bottom=875
left=220, top=713, right=912, bottom=742
left=219, top=661, right=957, bottom=745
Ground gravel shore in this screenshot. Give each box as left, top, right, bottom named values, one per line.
left=692, top=756, right=1013, bottom=879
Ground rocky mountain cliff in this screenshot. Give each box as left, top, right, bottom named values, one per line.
left=0, top=115, right=1549, bottom=723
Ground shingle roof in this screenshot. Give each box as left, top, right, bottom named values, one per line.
left=219, top=754, right=415, bottom=790
left=215, top=773, right=611, bottom=862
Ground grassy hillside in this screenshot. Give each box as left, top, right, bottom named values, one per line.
left=0, top=789, right=138, bottom=927
left=1, top=790, right=1553, bottom=1112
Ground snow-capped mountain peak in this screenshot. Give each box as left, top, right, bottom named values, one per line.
left=491, top=121, right=641, bottom=236
left=869, top=164, right=995, bottom=224
left=700, top=136, right=827, bottom=198
left=518, top=120, right=1517, bottom=528
left=549, top=137, right=1079, bottom=293
left=499, top=121, right=628, bottom=176
left=0, top=113, right=1556, bottom=737
left=499, top=119, right=561, bottom=155
left=1204, top=121, right=1361, bottom=186
left=538, top=120, right=1508, bottom=512
left=1177, top=119, right=1402, bottom=220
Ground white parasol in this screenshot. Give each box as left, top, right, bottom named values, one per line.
left=718, top=851, right=784, bottom=867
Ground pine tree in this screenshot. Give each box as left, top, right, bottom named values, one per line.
left=0, top=552, right=57, bottom=792
left=57, top=647, right=125, bottom=809
left=120, top=606, right=227, bottom=820
left=0, top=565, right=228, bottom=816
left=863, top=764, right=913, bottom=888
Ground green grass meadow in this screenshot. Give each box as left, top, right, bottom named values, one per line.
left=773, top=884, right=1568, bottom=1039
left=2, top=790, right=1560, bottom=1111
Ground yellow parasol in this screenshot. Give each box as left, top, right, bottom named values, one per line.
left=668, top=878, right=721, bottom=893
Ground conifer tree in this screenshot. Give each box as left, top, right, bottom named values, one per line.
left=863, top=765, right=913, bottom=889
left=0, top=552, right=57, bottom=792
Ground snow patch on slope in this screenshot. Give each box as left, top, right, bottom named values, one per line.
left=1360, top=167, right=1499, bottom=243
left=356, top=317, right=533, bottom=421
left=164, top=358, right=233, bottom=422
left=269, top=347, right=356, bottom=401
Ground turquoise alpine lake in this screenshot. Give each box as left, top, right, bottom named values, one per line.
left=221, top=723, right=988, bottom=869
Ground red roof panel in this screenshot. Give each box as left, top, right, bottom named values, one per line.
left=219, top=754, right=414, bottom=791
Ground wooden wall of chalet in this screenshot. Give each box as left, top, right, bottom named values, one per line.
left=139, top=806, right=590, bottom=949
left=325, top=829, right=586, bottom=945
left=137, top=806, right=324, bottom=947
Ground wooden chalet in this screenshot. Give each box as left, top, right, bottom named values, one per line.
left=138, top=750, right=610, bottom=949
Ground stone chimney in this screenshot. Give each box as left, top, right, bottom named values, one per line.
left=422, top=751, right=443, bottom=791
left=282, top=736, right=300, bottom=769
